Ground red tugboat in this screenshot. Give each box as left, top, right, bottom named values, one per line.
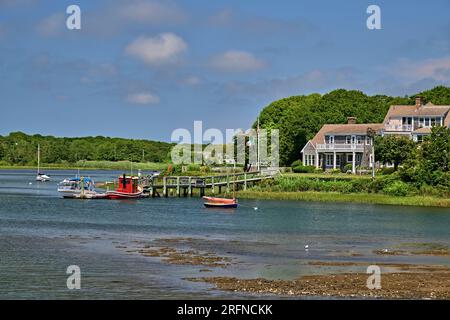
left=105, top=174, right=146, bottom=199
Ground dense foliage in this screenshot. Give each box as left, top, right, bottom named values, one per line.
left=255, top=86, right=450, bottom=166
left=375, top=135, right=415, bottom=170
left=399, top=126, right=450, bottom=193
left=0, top=132, right=173, bottom=165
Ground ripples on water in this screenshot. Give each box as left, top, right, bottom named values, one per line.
left=1, top=169, right=449, bottom=299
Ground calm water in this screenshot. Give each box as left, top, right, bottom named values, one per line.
left=0, top=169, right=449, bottom=299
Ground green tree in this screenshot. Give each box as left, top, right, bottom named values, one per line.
left=375, top=135, right=415, bottom=171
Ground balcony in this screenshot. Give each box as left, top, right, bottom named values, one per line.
left=316, top=143, right=365, bottom=152
left=384, top=124, right=413, bottom=132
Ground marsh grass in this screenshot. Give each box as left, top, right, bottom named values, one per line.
left=237, top=190, right=450, bottom=208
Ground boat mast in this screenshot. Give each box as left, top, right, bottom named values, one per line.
left=233, top=161, right=236, bottom=199
left=37, top=144, right=40, bottom=174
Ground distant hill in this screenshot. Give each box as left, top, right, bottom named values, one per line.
left=0, top=132, right=174, bottom=166
left=255, top=86, right=450, bottom=166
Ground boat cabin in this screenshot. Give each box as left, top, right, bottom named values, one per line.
left=117, top=174, right=140, bottom=193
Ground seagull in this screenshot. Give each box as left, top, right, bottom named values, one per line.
left=254, top=207, right=258, bottom=211
left=304, top=245, right=309, bottom=250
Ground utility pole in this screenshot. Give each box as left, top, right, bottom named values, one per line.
left=257, top=117, right=260, bottom=171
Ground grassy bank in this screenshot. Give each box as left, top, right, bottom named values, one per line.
left=0, top=160, right=168, bottom=171
left=237, top=190, right=450, bottom=207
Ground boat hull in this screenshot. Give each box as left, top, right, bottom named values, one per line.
left=105, top=191, right=146, bottom=199
left=36, top=175, right=50, bottom=182
left=204, top=202, right=238, bottom=208
left=64, top=193, right=108, bottom=199
left=202, top=196, right=237, bottom=204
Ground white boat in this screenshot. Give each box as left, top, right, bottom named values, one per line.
left=36, top=144, right=50, bottom=182
left=57, top=177, right=98, bottom=198
left=36, top=173, right=51, bottom=182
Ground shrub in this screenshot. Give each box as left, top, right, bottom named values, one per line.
left=291, top=159, right=303, bottom=167
left=200, top=166, right=211, bottom=173
left=381, top=167, right=396, bottom=175
left=293, top=164, right=315, bottom=173
left=344, top=164, right=353, bottom=172
left=351, top=179, right=369, bottom=193
left=330, top=169, right=341, bottom=174
left=382, top=180, right=410, bottom=196
left=187, top=164, right=201, bottom=171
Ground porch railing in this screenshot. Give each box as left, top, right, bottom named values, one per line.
left=316, top=143, right=365, bottom=151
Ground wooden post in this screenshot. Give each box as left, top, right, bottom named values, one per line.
left=163, top=176, right=167, bottom=197
left=176, top=177, right=180, bottom=197
left=188, top=177, right=192, bottom=197
left=211, top=176, right=215, bottom=194
left=226, top=174, right=230, bottom=193
left=244, top=172, right=247, bottom=190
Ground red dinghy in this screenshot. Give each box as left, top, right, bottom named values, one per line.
left=203, top=196, right=236, bottom=204
left=203, top=196, right=238, bottom=208
left=106, top=174, right=146, bottom=199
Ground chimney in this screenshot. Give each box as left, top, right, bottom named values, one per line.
left=415, top=96, right=423, bottom=109
left=347, top=117, right=357, bottom=124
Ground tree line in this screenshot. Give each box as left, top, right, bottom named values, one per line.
left=255, top=85, right=450, bottom=166
left=0, top=132, right=174, bottom=165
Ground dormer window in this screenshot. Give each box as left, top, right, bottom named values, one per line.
left=346, top=136, right=351, bottom=144
left=327, top=136, right=334, bottom=144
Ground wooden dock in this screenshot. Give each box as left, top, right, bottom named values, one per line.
left=142, top=171, right=276, bottom=197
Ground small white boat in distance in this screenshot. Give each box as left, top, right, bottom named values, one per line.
left=36, top=144, right=50, bottom=182
left=36, top=173, right=50, bottom=182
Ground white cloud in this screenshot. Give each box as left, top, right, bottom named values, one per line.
left=125, top=33, right=187, bottom=65
left=37, top=13, right=65, bottom=37
left=393, top=56, right=450, bottom=82
left=126, top=92, right=160, bottom=105
left=209, top=50, right=266, bottom=72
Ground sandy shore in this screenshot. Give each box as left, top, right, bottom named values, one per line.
left=118, top=237, right=450, bottom=299
left=187, top=268, right=450, bottom=299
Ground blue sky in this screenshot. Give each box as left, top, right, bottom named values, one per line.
left=0, top=0, right=449, bottom=141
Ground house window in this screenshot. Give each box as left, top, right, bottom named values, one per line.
left=356, top=136, right=362, bottom=144
left=327, top=136, right=334, bottom=144
left=308, top=155, right=315, bottom=166
left=403, top=117, right=412, bottom=125
left=425, top=117, right=430, bottom=127
left=326, top=154, right=333, bottom=166
left=430, top=118, right=436, bottom=126
left=419, top=117, right=424, bottom=127
left=365, top=136, right=371, bottom=145
left=347, top=154, right=353, bottom=162
left=351, top=135, right=356, bottom=144
left=416, top=135, right=423, bottom=143
left=346, top=136, right=351, bottom=144
left=336, top=155, right=341, bottom=166
left=305, top=155, right=315, bottom=166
